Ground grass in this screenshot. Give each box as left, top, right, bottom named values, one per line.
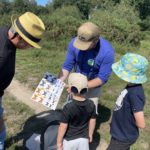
left=3, top=93, right=34, bottom=150
left=15, top=40, right=69, bottom=89
left=3, top=34, right=150, bottom=149
left=98, top=37, right=150, bottom=149
left=3, top=93, right=55, bottom=150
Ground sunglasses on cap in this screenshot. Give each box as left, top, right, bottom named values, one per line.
left=71, top=86, right=88, bottom=94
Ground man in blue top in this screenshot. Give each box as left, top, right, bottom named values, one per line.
left=59, top=22, right=114, bottom=114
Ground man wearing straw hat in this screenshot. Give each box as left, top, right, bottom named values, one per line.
left=59, top=22, right=114, bottom=114
left=0, top=12, right=45, bottom=149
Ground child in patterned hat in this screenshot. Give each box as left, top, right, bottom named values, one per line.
left=107, top=53, right=149, bottom=150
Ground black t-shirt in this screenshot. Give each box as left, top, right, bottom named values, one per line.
left=110, top=84, right=145, bottom=142
left=61, top=99, right=96, bottom=141
left=0, top=27, right=16, bottom=96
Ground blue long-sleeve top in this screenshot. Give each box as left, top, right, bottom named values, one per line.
left=63, top=37, right=114, bottom=84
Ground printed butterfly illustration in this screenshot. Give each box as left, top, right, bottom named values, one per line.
left=31, top=73, right=65, bottom=110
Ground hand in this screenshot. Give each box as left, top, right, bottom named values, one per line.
left=62, top=82, right=68, bottom=88
left=66, top=87, right=71, bottom=93
left=57, top=143, right=63, bottom=150
left=64, top=83, right=69, bottom=88
left=63, top=83, right=71, bottom=93
left=89, top=135, right=93, bottom=143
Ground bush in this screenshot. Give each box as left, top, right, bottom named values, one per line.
left=90, top=2, right=142, bottom=46
left=42, top=5, right=82, bottom=41
left=0, top=14, right=11, bottom=26
left=140, top=16, right=150, bottom=31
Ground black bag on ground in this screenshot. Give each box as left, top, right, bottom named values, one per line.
left=26, top=110, right=61, bottom=150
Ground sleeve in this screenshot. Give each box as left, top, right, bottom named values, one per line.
left=91, top=103, right=97, bottom=119
left=129, top=92, right=145, bottom=112
left=60, top=105, right=70, bottom=123
left=0, top=56, right=7, bottom=72
left=97, top=50, right=114, bottom=84
left=62, top=39, right=76, bottom=72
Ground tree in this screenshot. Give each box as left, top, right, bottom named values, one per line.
left=90, top=1, right=141, bottom=46
left=42, top=5, right=82, bottom=41
left=110, top=0, right=150, bottom=19
left=0, top=0, right=11, bottom=15
left=35, top=6, right=49, bottom=15
left=12, top=0, right=39, bottom=13
left=138, top=0, right=150, bottom=19
left=52, top=0, right=92, bottom=19
left=76, top=0, right=92, bottom=19
left=52, top=0, right=65, bottom=9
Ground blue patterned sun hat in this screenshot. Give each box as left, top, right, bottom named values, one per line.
left=112, top=53, right=149, bottom=84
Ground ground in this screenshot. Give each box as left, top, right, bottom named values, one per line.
left=6, top=79, right=108, bottom=150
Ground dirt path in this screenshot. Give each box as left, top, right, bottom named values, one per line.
left=7, top=79, right=49, bottom=114
left=6, top=79, right=108, bottom=150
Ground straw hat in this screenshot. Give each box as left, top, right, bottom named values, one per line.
left=74, top=22, right=100, bottom=50
left=11, top=12, right=45, bottom=48
left=112, top=53, right=149, bottom=84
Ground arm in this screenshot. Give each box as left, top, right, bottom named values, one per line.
left=88, top=118, right=96, bottom=143
left=134, top=111, right=145, bottom=129
left=58, top=39, right=76, bottom=81
left=57, top=123, right=68, bottom=150
left=0, top=57, right=7, bottom=72
left=95, top=50, right=114, bottom=87
left=88, top=77, right=103, bottom=89
left=129, top=90, right=145, bottom=129
left=58, top=68, right=69, bottom=82
left=88, top=51, right=114, bottom=88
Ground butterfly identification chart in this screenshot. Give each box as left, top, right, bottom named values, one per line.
left=31, top=73, right=65, bottom=110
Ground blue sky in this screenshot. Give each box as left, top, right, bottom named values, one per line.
left=36, top=0, right=51, bottom=6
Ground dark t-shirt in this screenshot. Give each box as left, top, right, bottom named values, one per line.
left=0, top=27, right=16, bottom=96
left=110, top=84, right=145, bottom=142
left=60, top=99, right=96, bottom=141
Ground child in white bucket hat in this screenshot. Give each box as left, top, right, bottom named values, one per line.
left=107, top=53, right=149, bottom=150
left=57, top=73, right=96, bottom=150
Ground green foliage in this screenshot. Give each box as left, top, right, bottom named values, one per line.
left=35, top=6, right=49, bottom=15
left=0, top=0, right=48, bottom=15
left=45, top=4, right=54, bottom=14
left=0, top=14, right=11, bottom=26
left=13, top=0, right=32, bottom=13
left=52, top=0, right=92, bottom=19
left=0, top=0, right=11, bottom=14
left=109, top=0, right=150, bottom=20
left=138, top=0, right=150, bottom=19
left=90, top=2, right=142, bottom=46
left=52, top=0, right=65, bottom=9
left=130, top=0, right=150, bottom=19
left=140, top=16, right=150, bottom=31
left=42, top=6, right=82, bottom=41
left=76, top=0, right=92, bottom=19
